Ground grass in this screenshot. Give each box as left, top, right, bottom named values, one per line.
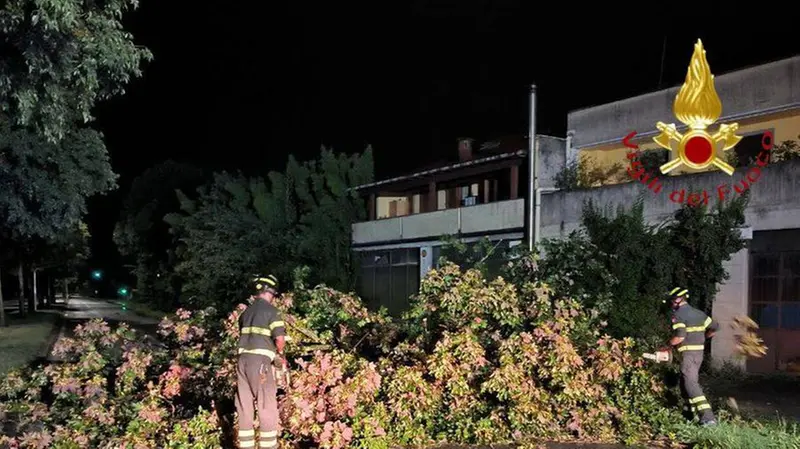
left=676, top=417, right=800, bottom=449
left=0, top=312, right=58, bottom=375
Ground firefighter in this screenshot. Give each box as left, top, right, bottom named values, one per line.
left=665, top=287, right=719, bottom=426
left=236, top=274, right=287, bottom=449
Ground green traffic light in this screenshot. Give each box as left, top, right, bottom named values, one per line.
left=91, top=270, right=103, bottom=280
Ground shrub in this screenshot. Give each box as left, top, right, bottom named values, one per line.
left=1, top=263, right=682, bottom=448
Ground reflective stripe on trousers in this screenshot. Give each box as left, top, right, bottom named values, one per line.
left=236, top=354, right=279, bottom=448
left=679, top=352, right=715, bottom=423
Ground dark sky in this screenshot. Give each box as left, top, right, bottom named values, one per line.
left=87, top=2, right=800, bottom=267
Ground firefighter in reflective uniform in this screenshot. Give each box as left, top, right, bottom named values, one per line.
left=236, top=274, right=287, bottom=449
left=665, top=287, right=719, bottom=426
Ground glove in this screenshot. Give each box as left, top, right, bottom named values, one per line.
left=273, top=353, right=288, bottom=369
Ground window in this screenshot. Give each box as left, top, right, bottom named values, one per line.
left=639, top=149, right=669, bottom=173
left=734, top=132, right=769, bottom=168
left=412, top=194, right=421, bottom=214
left=460, top=183, right=480, bottom=207
left=437, top=190, right=447, bottom=210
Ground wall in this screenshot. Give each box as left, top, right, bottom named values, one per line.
left=538, top=159, right=800, bottom=367
left=355, top=159, right=800, bottom=367
left=579, top=110, right=800, bottom=177
left=352, top=199, right=525, bottom=246
left=567, top=56, right=800, bottom=150
left=536, top=135, right=567, bottom=189
left=539, top=159, right=800, bottom=239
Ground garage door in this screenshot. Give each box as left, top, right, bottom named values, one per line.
left=748, top=251, right=800, bottom=373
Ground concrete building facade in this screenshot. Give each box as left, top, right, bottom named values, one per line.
left=351, top=135, right=566, bottom=315
left=351, top=55, right=800, bottom=372
left=564, top=55, right=800, bottom=373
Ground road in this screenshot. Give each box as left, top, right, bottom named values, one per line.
left=48, top=296, right=162, bottom=361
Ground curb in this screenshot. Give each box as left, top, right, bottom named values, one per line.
left=38, top=313, right=65, bottom=361
left=41, top=296, right=71, bottom=362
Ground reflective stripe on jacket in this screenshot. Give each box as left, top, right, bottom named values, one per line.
left=671, top=303, right=718, bottom=352
left=238, top=298, right=286, bottom=360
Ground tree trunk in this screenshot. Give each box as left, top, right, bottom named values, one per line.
left=28, top=268, right=36, bottom=312
left=0, top=268, right=6, bottom=327
left=49, top=277, right=55, bottom=305
left=17, top=263, right=25, bottom=316
left=33, top=269, right=39, bottom=311
left=63, top=278, right=69, bottom=301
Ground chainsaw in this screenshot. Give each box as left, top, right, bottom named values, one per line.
left=642, top=348, right=673, bottom=363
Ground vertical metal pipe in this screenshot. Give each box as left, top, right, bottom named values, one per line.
left=527, top=85, right=538, bottom=252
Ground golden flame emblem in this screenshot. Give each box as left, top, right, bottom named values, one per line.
left=653, top=40, right=742, bottom=176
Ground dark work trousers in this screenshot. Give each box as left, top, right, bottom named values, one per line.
left=236, top=354, right=279, bottom=448
left=679, top=352, right=715, bottom=423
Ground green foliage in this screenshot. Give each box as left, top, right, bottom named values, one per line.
left=579, top=197, right=678, bottom=342
left=0, top=0, right=152, bottom=142
left=773, top=136, right=800, bottom=162
left=675, top=417, right=800, bottom=449
left=534, top=193, right=747, bottom=343
left=1, top=261, right=678, bottom=449
left=535, top=233, right=616, bottom=314
left=400, top=263, right=675, bottom=445
left=166, top=147, right=374, bottom=308
left=32, top=221, right=91, bottom=279
left=0, top=0, right=147, bottom=324
left=0, top=121, right=116, bottom=240
left=114, top=161, right=205, bottom=309
left=554, top=154, right=626, bottom=191
left=553, top=160, right=580, bottom=190
left=637, top=149, right=669, bottom=173
left=437, top=235, right=509, bottom=279
left=667, top=194, right=748, bottom=313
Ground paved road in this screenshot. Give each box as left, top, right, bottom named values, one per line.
left=48, top=296, right=161, bottom=361
left=61, top=296, right=159, bottom=325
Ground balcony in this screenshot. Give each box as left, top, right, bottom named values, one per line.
left=352, top=198, right=525, bottom=246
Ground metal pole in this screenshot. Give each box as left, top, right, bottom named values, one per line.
left=527, top=84, right=538, bottom=252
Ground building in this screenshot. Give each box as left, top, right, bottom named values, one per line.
left=351, top=54, right=800, bottom=373
left=351, top=135, right=566, bottom=315
left=571, top=56, right=800, bottom=181
left=562, top=55, right=800, bottom=373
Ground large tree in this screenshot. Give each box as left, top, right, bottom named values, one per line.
left=0, top=124, right=116, bottom=323
left=0, top=0, right=151, bottom=325
left=0, top=0, right=152, bottom=142
left=114, top=160, right=205, bottom=309
left=166, top=147, right=374, bottom=309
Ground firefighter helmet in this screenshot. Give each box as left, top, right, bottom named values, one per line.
left=253, top=274, right=279, bottom=294
left=667, top=287, right=689, bottom=304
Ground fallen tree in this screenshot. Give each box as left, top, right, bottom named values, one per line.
left=0, top=262, right=686, bottom=449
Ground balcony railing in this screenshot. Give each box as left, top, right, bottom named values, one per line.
left=352, top=199, right=525, bottom=246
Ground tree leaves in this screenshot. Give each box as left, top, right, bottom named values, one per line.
left=114, top=161, right=205, bottom=308
left=0, top=0, right=152, bottom=142
left=537, top=193, right=748, bottom=343
left=0, top=119, right=116, bottom=241
left=167, top=147, right=374, bottom=308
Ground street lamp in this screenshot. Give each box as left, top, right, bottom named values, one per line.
left=117, top=286, right=130, bottom=310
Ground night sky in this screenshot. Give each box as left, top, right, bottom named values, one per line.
left=87, top=2, right=800, bottom=268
